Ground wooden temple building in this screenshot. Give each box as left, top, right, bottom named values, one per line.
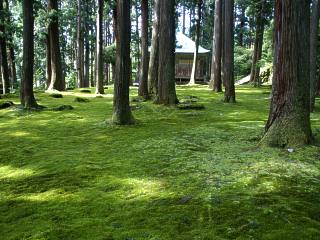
left=174, top=32, right=210, bottom=83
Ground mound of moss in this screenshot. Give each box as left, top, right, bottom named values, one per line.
left=74, top=97, right=90, bottom=103
left=49, top=93, right=63, bottom=99
left=0, top=101, right=14, bottom=109
left=52, top=105, right=74, bottom=111
left=80, top=89, right=92, bottom=93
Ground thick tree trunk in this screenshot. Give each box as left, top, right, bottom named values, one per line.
left=95, top=0, right=104, bottom=94
left=223, top=0, right=235, bottom=103
left=0, top=0, right=10, bottom=94
left=156, top=0, right=177, bottom=105
left=147, top=0, right=160, bottom=95
left=47, top=0, right=65, bottom=91
left=189, top=0, right=203, bottom=85
left=209, top=0, right=222, bottom=92
left=112, top=0, right=134, bottom=125
left=261, top=0, right=312, bottom=147
left=77, top=0, right=84, bottom=88
left=138, top=0, right=149, bottom=99
left=21, top=0, right=37, bottom=108
left=249, top=0, right=266, bottom=87
left=310, top=0, right=320, bottom=111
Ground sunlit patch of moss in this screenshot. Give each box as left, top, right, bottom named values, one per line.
left=0, top=165, right=35, bottom=180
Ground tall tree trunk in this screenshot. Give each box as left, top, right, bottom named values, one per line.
left=95, top=0, right=104, bottom=94
left=47, top=0, right=64, bottom=91
left=182, top=5, right=186, bottom=34
left=138, top=0, right=149, bottom=99
left=135, top=4, right=140, bottom=72
left=77, top=0, right=84, bottom=88
left=239, top=6, right=245, bottom=46
left=261, top=0, right=312, bottom=147
left=249, top=0, right=266, bottom=87
left=21, top=0, right=37, bottom=108
left=189, top=0, right=203, bottom=85
left=0, top=0, right=10, bottom=94
left=112, top=0, right=134, bottom=124
left=209, top=0, right=222, bottom=92
left=157, top=0, right=177, bottom=105
left=310, top=0, right=320, bottom=111
left=4, top=0, right=17, bottom=90
left=84, top=36, right=90, bottom=88
left=46, top=33, right=51, bottom=88
left=223, top=0, right=235, bottom=103
left=148, top=0, right=160, bottom=95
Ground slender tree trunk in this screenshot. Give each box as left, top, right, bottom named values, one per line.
left=261, top=0, right=312, bottom=147
left=182, top=5, right=186, bottom=34
left=84, top=36, right=90, bottom=88
left=4, top=0, right=17, bottom=90
left=239, top=6, right=245, bottom=46
left=189, top=0, right=203, bottom=85
left=148, top=0, right=160, bottom=95
left=156, top=0, right=177, bottom=105
left=209, top=0, right=222, bottom=92
left=310, top=0, right=320, bottom=111
left=138, top=0, right=149, bottom=99
left=223, top=0, right=235, bottom=103
left=135, top=4, right=140, bottom=72
left=77, top=0, right=84, bottom=88
left=0, top=0, right=10, bottom=94
left=46, top=33, right=52, bottom=88
left=21, top=0, right=37, bottom=108
left=95, top=0, right=104, bottom=94
left=112, top=0, right=134, bottom=124
left=249, top=0, right=266, bottom=87
left=47, top=0, right=64, bottom=91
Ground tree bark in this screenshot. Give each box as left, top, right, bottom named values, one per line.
left=147, top=0, right=160, bottom=95
left=0, top=0, right=10, bottom=94
left=261, top=0, right=312, bottom=147
left=4, top=0, right=17, bottom=90
left=209, top=0, right=222, bottom=92
left=138, top=0, right=149, bottom=99
left=46, top=33, right=51, bottom=88
left=47, top=0, right=65, bottom=91
left=77, top=0, right=84, bottom=88
left=112, top=0, right=134, bottom=125
left=223, top=0, right=235, bottom=103
left=21, top=0, right=37, bottom=108
left=156, top=0, right=177, bottom=105
left=189, top=0, right=203, bottom=85
left=310, top=0, right=320, bottom=111
left=95, top=0, right=104, bottom=94
left=249, top=0, right=266, bottom=87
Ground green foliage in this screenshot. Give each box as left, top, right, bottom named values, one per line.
left=234, top=46, right=253, bottom=80
left=0, top=86, right=319, bottom=239
left=104, top=43, right=116, bottom=65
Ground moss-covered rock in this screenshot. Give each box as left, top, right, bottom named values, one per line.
left=0, top=101, right=14, bottom=109
left=177, top=103, right=205, bottom=110
left=74, top=97, right=90, bottom=103
left=52, top=105, right=74, bottom=111
left=80, top=89, right=91, bottom=93
left=49, top=93, right=63, bottom=98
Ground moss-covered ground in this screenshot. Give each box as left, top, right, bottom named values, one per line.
left=0, top=85, right=320, bottom=240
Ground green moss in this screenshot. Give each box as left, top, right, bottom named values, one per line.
left=0, top=85, right=319, bottom=240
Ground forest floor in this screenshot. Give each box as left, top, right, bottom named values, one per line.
left=0, top=85, right=320, bottom=240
